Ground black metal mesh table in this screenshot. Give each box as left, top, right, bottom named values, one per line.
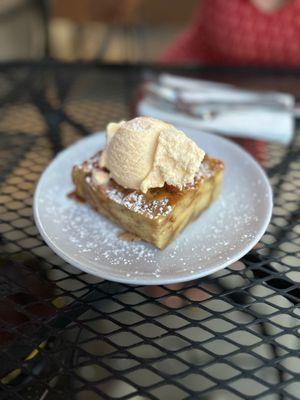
left=0, top=62, right=299, bottom=400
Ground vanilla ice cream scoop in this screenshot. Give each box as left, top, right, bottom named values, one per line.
left=100, top=117, right=205, bottom=193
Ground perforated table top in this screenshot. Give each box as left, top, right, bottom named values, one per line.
left=0, top=62, right=299, bottom=400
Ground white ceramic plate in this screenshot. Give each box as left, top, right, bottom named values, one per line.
left=34, top=129, right=272, bottom=285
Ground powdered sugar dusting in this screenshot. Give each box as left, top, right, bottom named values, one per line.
left=39, top=176, right=260, bottom=278
left=195, top=161, right=214, bottom=180
left=80, top=152, right=215, bottom=220
left=35, top=130, right=272, bottom=283
left=106, top=188, right=172, bottom=219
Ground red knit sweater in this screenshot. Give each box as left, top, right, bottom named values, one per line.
left=162, top=0, right=300, bottom=66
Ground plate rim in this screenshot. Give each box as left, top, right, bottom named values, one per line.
left=34, top=130, right=273, bottom=285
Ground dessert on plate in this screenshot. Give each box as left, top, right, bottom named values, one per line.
left=71, top=117, right=224, bottom=249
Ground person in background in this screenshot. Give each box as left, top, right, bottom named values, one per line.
left=162, top=0, right=300, bottom=67
left=160, top=0, right=295, bottom=190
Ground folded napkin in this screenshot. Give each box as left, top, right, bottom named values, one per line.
left=137, top=74, right=295, bottom=145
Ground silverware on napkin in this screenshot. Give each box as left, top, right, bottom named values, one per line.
left=144, top=81, right=295, bottom=120
left=138, top=74, right=295, bottom=144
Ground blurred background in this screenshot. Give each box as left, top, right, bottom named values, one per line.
left=0, top=0, right=198, bottom=62
left=2, top=0, right=300, bottom=66
left=1, top=2, right=300, bottom=399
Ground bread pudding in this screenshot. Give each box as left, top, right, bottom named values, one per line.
left=71, top=117, right=224, bottom=249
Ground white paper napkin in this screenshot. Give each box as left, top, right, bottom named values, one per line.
left=137, top=74, right=295, bottom=145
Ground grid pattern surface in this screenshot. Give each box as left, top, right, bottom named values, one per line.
left=0, top=63, right=299, bottom=400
